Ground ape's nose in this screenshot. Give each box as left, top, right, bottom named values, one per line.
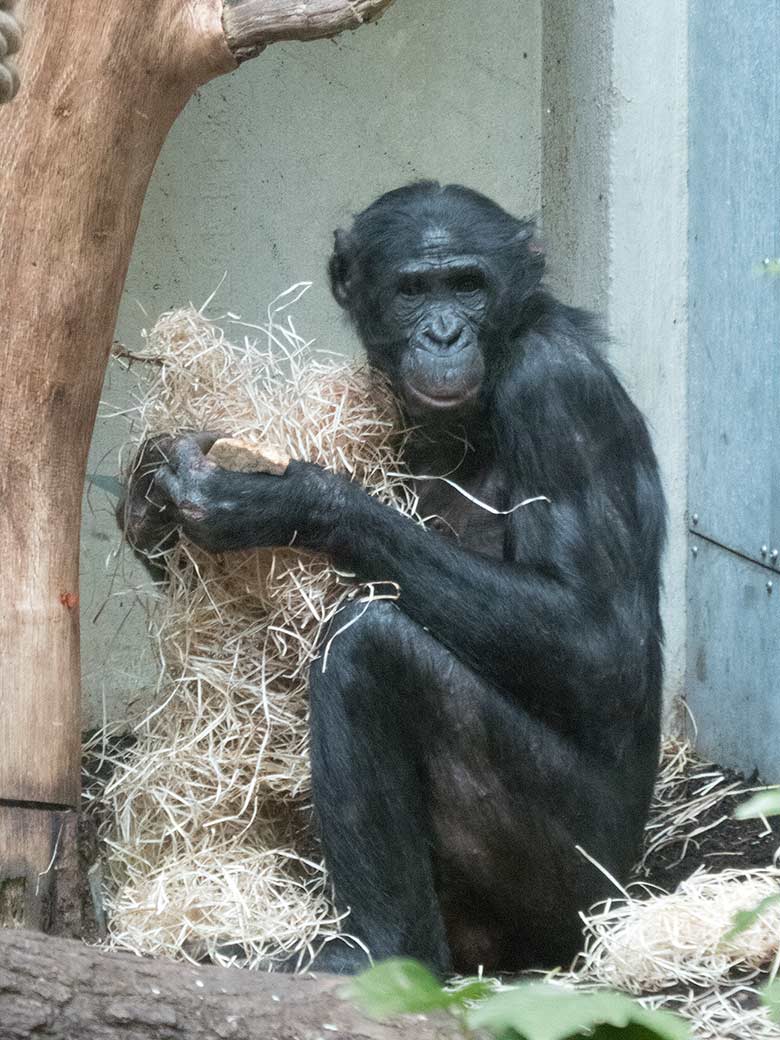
left=424, top=316, right=465, bottom=349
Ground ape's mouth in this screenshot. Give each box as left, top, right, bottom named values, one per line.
left=403, top=381, right=481, bottom=411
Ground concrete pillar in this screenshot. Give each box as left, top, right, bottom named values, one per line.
left=542, top=1, right=689, bottom=719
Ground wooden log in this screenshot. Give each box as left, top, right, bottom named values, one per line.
left=0, top=929, right=459, bottom=1040
left=0, top=807, right=84, bottom=936
left=0, top=0, right=397, bottom=933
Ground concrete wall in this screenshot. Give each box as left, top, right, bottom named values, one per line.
left=80, top=0, right=543, bottom=728
left=541, top=0, right=612, bottom=315
left=542, top=1, right=689, bottom=718
left=609, top=1, right=688, bottom=719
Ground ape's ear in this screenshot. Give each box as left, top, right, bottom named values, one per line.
left=514, top=221, right=534, bottom=244
left=515, top=221, right=545, bottom=277
left=328, top=229, right=355, bottom=310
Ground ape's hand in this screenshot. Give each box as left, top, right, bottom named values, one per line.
left=0, top=1, right=22, bottom=104
left=130, top=433, right=343, bottom=555
left=116, top=433, right=221, bottom=575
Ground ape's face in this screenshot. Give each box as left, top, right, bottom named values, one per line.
left=384, top=228, right=489, bottom=417
left=329, top=183, right=543, bottom=422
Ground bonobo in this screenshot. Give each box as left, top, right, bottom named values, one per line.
left=118, top=182, right=665, bottom=975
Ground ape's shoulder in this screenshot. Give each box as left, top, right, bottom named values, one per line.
left=494, top=293, right=661, bottom=497
left=521, top=294, right=609, bottom=372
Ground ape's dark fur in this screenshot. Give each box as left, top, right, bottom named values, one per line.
left=118, top=182, right=666, bottom=975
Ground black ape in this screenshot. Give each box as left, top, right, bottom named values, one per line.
left=118, top=182, right=665, bottom=975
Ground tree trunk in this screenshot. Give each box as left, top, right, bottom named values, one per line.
left=0, top=929, right=457, bottom=1040
left=0, top=0, right=395, bottom=932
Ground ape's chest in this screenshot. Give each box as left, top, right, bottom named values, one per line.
left=415, top=472, right=507, bottom=560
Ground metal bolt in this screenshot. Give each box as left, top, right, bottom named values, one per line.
left=772, top=549, right=779, bottom=563
left=691, top=513, right=699, bottom=526
left=768, top=581, right=774, bottom=594
left=691, top=546, right=698, bottom=557
left=761, top=545, right=768, bottom=557
left=764, top=257, right=772, bottom=266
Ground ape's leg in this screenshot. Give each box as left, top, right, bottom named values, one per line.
left=308, top=600, right=451, bottom=974
left=309, top=601, right=642, bottom=975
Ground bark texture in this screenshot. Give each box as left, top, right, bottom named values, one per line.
left=223, top=0, right=397, bottom=60
left=0, top=0, right=396, bottom=932
left=0, top=0, right=21, bottom=102
left=0, top=929, right=457, bottom=1040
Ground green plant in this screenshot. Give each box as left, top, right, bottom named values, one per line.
left=725, top=891, right=780, bottom=941
left=763, top=979, right=780, bottom=1023
left=346, top=959, right=690, bottom=1039
left=726, top=788, right=780, bottom=939
left=734, top=789, right=780, bottom=822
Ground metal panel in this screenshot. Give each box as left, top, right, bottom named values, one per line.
left=688, top=1, right=780, bottom=569
left=687, top=3, right=780, bottom=774
left=687, top=535, right=780, bottom=781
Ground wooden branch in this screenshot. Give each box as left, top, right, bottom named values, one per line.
left=223, top=0, right=398, bottom=61
left=0, top=929, right=458, bottom=1040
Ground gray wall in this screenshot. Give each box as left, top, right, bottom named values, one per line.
left=80, top=0, right=543, bottom=728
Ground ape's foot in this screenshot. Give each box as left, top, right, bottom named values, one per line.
left=293, top=938, right=373, bottom=975
left=207, top=937, right=372, bottom=975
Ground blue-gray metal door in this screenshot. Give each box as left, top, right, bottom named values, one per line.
left=687, top=1, right=780, bottom=780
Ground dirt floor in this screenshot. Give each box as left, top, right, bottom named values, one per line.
left=641, top=759, right=780, bottom=888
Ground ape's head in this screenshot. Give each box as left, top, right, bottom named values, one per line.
left=329, top=182, right=544, bottom=420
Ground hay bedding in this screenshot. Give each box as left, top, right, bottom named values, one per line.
left=559, top=741, right=780, bottom=1038
left=101, top=289, right=780, bottom=1036
left=103, top=285, right=418, bottom=968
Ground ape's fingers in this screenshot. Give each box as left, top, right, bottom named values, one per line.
left=166, top=433, right=222, bottom=473
left=190, top=431, right=224, bottom=454
left=130, top=434, right=175, bottom=477
left=152, top=466, right=183, bottom=505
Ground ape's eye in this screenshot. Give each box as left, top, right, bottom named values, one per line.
left=452, top=273, right=485, bottom=294
left=398, top=276, right=427, bottom=298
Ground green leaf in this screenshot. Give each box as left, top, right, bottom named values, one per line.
left=345, top=959, right=457, bottom=1018
left=734, top=788, right=780, bottom=820
left=763, top=980, right=780, bottom=1023
left=725, top=892, right=780, bottom=939
left=465, top=983, right=690, bottom=1040
left=446, top=978, right=499, bottom=1008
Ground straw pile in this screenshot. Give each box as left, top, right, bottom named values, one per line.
left=102, top=285, right=418, bottom=967
left=562, top=740, right=780, bottom=1038
left=576, top=868, right=780, bottom=993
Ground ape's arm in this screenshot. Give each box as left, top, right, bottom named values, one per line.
left=313, top=464, right=660, bottom=719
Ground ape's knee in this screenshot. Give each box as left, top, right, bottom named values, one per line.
left=312, top=599, right=406, bottom=683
